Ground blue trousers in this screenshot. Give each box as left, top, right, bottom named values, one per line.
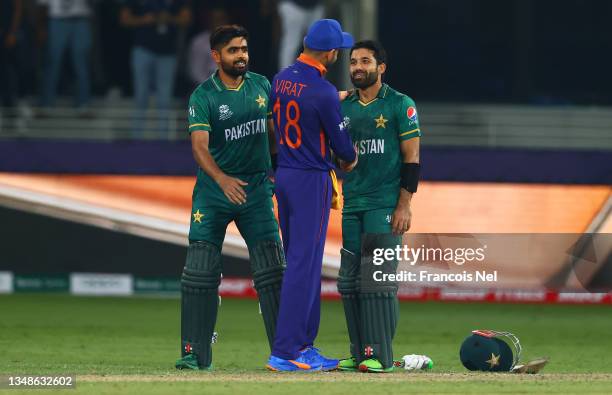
left=272, top=167, right=332, bottom=360
left=131, top=46, right=177, bottom=138
left=41, top=18, right=91, bottom=108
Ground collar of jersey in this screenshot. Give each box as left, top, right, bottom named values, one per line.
left=296, top=53, right=327, bottom=76
left=211, top=71, right=251, bottom=92
left=347, top=83, right=389, bottom=105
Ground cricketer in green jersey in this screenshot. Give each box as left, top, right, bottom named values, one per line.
left=337, top=40, right=421, bottom=373
left=176, top=25, right=286, bottom=370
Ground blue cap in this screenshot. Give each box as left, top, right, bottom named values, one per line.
left=304, top=19, right=354, bottom=51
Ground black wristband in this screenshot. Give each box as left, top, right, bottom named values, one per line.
left=271, top=153, right=278, bottom=171
left=400, top=163, right=420, bottom=193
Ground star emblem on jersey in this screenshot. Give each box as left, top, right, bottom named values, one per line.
left=192, top=209, right=204, bottom=223
left=255, top=95, right=266, bottom=108
left=486, top=353, right=500, bottom=368
left=375, top=114, right=388, bottom=128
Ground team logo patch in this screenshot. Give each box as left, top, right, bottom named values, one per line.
left=364, top=346, right=374, bottom=357
left=339, top=116, right=351, bottom=131
left=185, top=343, right=192, bottom=353
left=189, top=106, right=195, bottom=117
left=407, top=106, right=418, bottom=121
left=219, top=104, right=233, bottom=121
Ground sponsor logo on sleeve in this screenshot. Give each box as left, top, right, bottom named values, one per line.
left=407, top=106, right=418, bottom=121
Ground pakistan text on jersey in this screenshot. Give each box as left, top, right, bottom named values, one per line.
left=225, top=118, right=267, bottom=141
left=354, top=139, right=385, bottom=155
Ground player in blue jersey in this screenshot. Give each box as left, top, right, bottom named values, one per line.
left=265, top=19, right=358, bottom=372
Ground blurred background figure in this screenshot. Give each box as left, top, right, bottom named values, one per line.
left=120, top=0, right=191, bottom=139
left=277, top=0, right=323, bottom=69
left=37, top=0, right=92, bottom=111
left=187, top=7, right=229, bottom=86
left=0, top=0, right=22, bottom=110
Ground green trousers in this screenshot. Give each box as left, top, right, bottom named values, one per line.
left=342, top=207, right=397, bottom=254
left=340, top=207, right=401, bottom=368
left=188, top=172, right=280, bottom=247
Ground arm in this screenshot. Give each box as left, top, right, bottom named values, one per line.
left=170, top=6, right=192, bottom=27
left=4, top=0, right=22, bottom=48
left=318, top=88, right=357, bottom=166
left=267, top=118, right=278, bottom=172
left=158, top=6, right=191, bottom=27
left=391, top=137, right=420, bottom=235
left=268, top=119, right=277, bottom=154
left=191, top=132, right=248, bottom=205
left=265, top=80, right=278, bottom=170
left=36, top=1, right=47, bottom=47
left=119, top=6, right=155, bottom=27
left=188, top=94, right=248, bottom=204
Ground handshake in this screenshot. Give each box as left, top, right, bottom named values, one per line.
left=338, top=147, right=359, bottom=172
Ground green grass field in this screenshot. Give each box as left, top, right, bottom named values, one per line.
left=1, top=294, right=611, bottom=394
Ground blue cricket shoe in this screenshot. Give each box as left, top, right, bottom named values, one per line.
left=266, top=351, right=322, bottom=372
left=301, top=347, right=339, bottom=371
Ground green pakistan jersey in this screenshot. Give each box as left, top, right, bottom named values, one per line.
left=188, top=71, right=272, bottom=176
left=341, top=84, right=421, bottom=213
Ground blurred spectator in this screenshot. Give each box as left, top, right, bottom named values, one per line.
left=277, top=0, right=323, bottom=69
left=244, top=0, right=279, bottom=79
left=37, top=0, right=92, bottom=110
left=187, top=7, right=228, bottom=85
left=120, top=0, right=191, bottom=138
left=1, top=0, right=22, bottom=108
left=19, top=0, right=42, bottom=102
left=96, top=1, right=131, bottom=100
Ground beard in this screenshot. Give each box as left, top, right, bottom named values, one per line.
left=220, top=57, right=248, bottom=77
left=351, top=70, right=378, bottom=89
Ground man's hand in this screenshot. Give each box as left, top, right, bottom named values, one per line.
left=141, top=13, right=156, bottom=25
left=120, top=8, right=156, bottom=27
left=191, top=132, right=247, bottom=204
left=36, top=29, right=47, bottom=47
left=338, top=89, right=354, bottom=101
left=338, top=147, right=358, bottom=172
left=217, top=175, right=248, bottom=205
left=391, top=192, right=412, bottom=235
left=4, top=33, right=17, bottom=48
left=157, top=11, right=170, bottom=24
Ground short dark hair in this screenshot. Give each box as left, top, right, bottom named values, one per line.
left=210, top=25, right=249, bottom=51
left=350, top=40, right=387, bottom=65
